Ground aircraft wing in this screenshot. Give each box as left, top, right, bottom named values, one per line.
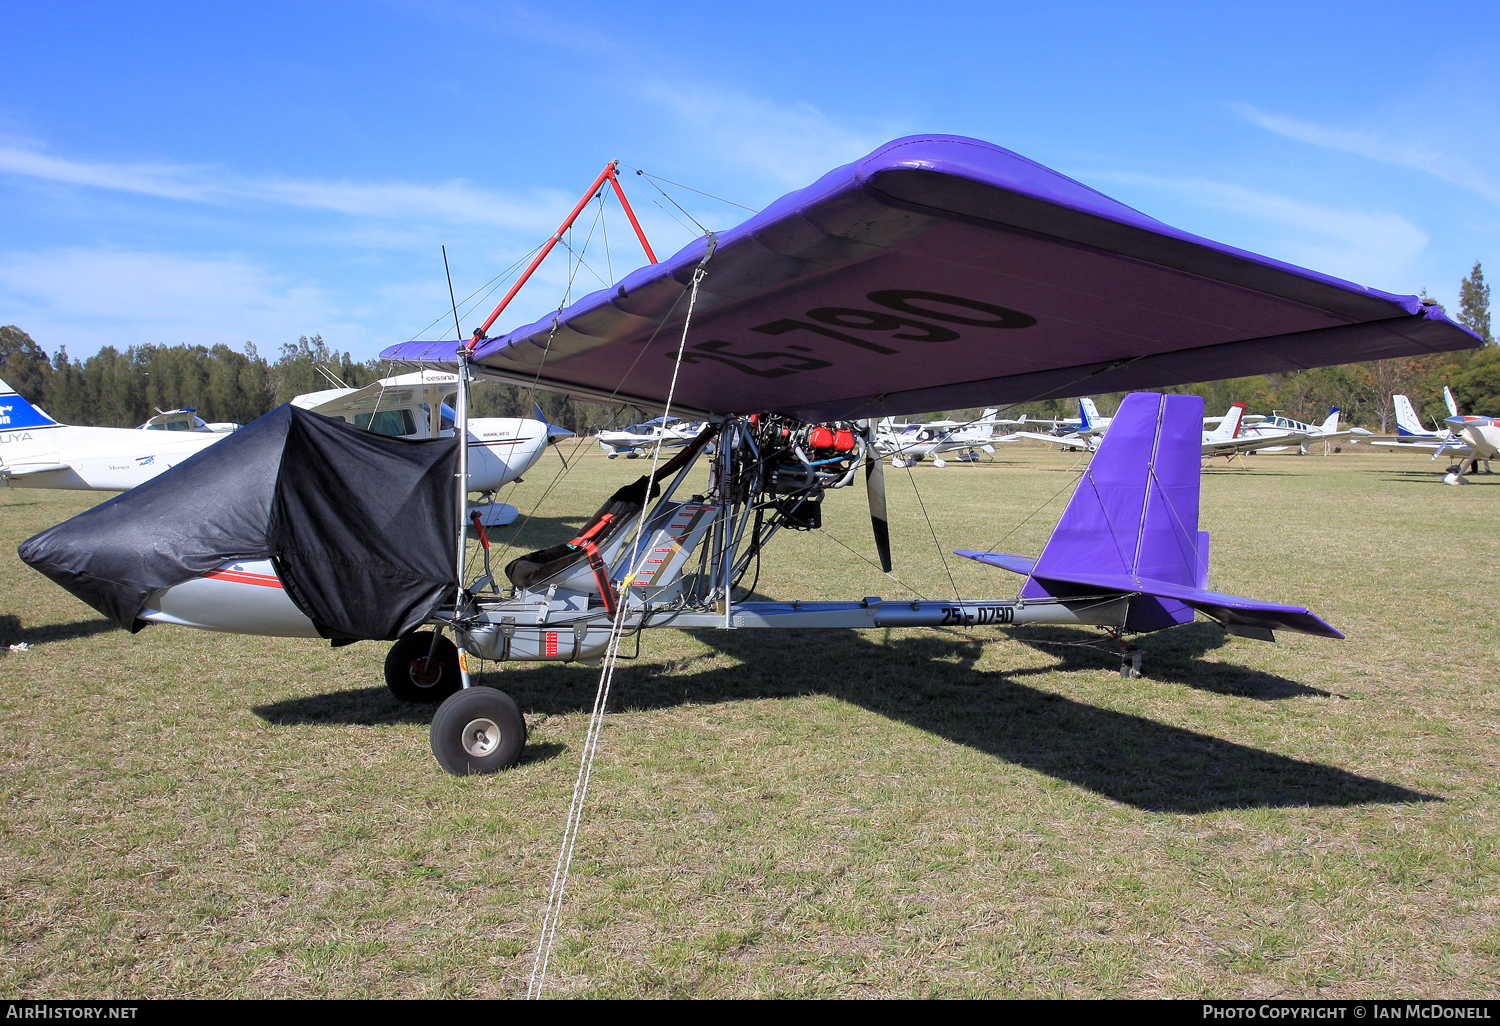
left=1011, top=431, right=1088, bottom=447
left=383, top=135, right=1480, bottom=421
left=0, top=462, right=71, bottom=477
left=1200, top=435, right=1279, bottom=456
left=1370, top=439, right=1475, bottom=456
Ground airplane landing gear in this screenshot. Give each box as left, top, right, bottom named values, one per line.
left=384, top=630, right=462, bottom=703
left=430, top=686, right=527, bottom=774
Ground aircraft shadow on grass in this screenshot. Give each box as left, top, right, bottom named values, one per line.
left=0, top=614, right=118, bottom=648
left=257, top=622, right=1432, bottom=814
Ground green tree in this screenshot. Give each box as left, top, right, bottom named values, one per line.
left=0, top=325, right=54, bottom=406
left=1450, top=347, right=1500, bottom=415
left=1458, top=261, right=1492, bottom=344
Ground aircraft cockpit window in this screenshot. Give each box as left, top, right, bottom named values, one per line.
left=355, top=409, right=418, bottom=436
left=417, top=402, right=458, bottom=434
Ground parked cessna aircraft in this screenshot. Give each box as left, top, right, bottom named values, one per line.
left=0, top=377, right=230, bottom=491
left=292, top=370, right=570, bottom=523
left=877, top=409, right=1012, bottom=467
left=596, top=416, right=706, bottom=458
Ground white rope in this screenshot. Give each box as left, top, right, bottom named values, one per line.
left=527, top=246, right=714, bottom=999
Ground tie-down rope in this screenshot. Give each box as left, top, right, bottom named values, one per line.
left=527, top=241, right=715, bottom=998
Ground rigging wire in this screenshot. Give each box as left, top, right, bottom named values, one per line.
left=528, top=244, right=715, bottom=1000
left=619, top=163, right=759, bottom=213
left=598, top=190, right=614, bottom=285
left=631, top=171, right=710, bottom=235
left=490, top=283, right=695, bottom=560
left=900, top=455, right=962, bottom=601
left=976, top=452, right=1088, bottom=556
left=816, top=526, right=929, bottom=600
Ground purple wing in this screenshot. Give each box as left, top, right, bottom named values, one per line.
left=383, top=135, right=1479, bottom=420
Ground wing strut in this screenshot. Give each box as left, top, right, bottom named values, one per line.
left=472, top=161, right=657, bottom=343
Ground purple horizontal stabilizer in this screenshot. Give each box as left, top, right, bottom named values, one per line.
left=382, top=135, right=1479, bottom=420
left=1040, top=569, right=1342, bottom=639
left=956, top=550, right=1035, bottom=576
left=958, top=551, right=1341, bottom=638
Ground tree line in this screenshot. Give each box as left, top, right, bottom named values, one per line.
left=0, top=329, right=622, bottom=434
left=3, top=263, right=1495, bottom=435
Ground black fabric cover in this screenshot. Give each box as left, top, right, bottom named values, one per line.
left=19, top=404, right=459, bottom=641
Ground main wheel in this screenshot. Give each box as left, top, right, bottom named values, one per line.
left=384, top=631, right=462, bottom=703
left=430, top=686, right=527, bottom=775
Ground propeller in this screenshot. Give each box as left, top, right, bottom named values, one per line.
left=860, top=421, right=893, bottom=573
left=533, top=402, right=575, bottom=469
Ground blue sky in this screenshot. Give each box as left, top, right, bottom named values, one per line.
left=2, top=1, right=1497, bottom=360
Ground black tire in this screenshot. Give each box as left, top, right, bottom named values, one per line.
left=384, top=631, right=462, bottom=703
left=430, top=686, right=527, bottom=775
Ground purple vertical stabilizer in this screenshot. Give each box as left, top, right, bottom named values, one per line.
left=956, top=392, right=1342, bottom=639
left=1031, top=393, right=1204, bottom=630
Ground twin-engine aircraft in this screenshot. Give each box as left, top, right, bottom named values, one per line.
left=1234, top=407, right=1367, bottom=454
left=19, top=134, right=1481, bottom=775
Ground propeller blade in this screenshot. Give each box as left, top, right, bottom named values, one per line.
left=861, top=422, right=893, bottom=573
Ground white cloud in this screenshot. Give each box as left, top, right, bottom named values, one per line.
left=0, top=249, right=357, bottom=352
left=0, top=140, right=567, bottom=232
left=1233, top=104, right=1500, bottom=205
left=638, top=84, right=894, bottom=189
left=1087, top=171, right=1429, bottom=289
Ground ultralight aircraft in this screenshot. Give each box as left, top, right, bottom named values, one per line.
left=20, top=136, right=1481, bottom=774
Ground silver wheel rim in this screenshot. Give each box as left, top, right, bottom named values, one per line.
left=408, top=658, right=442, bottom=689
left=461, top=717, right=502, bottom=757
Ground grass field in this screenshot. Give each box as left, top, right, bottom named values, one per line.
left=2, top=441, right=1499, bottom=998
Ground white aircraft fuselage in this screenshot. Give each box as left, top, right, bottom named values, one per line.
left=0, top=421, right=225, bottom=490
left=1, top=371, right=560, bottom=496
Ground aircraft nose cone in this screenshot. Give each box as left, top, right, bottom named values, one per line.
left=1445, top=415, right=1470, bottom=430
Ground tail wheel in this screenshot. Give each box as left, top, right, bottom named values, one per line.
left=431, top=686, right=527, bottom=774
left=384, top=631, right=462, bottom=703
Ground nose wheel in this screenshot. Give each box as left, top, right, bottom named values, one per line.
left=384, top=631, right=462, bottom=703
left=430, top=686, right=527, bottom=774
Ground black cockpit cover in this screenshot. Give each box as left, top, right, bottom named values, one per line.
left=18, top=404, right=459, bottom=641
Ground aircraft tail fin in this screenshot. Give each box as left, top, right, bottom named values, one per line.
left=1079, top=397, right=1100, bottom=431
left=1319, top=407, right=1340, bottom=433
left=1392, top=394, right=1428, bottom=436
left=1206, top=402, right=1246, bottom=441
left=0, top=378, right=58, bottom=429
left=1444, top=385, right=1459, bottom=418
left=955, top=392, right=1341, bottom=639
